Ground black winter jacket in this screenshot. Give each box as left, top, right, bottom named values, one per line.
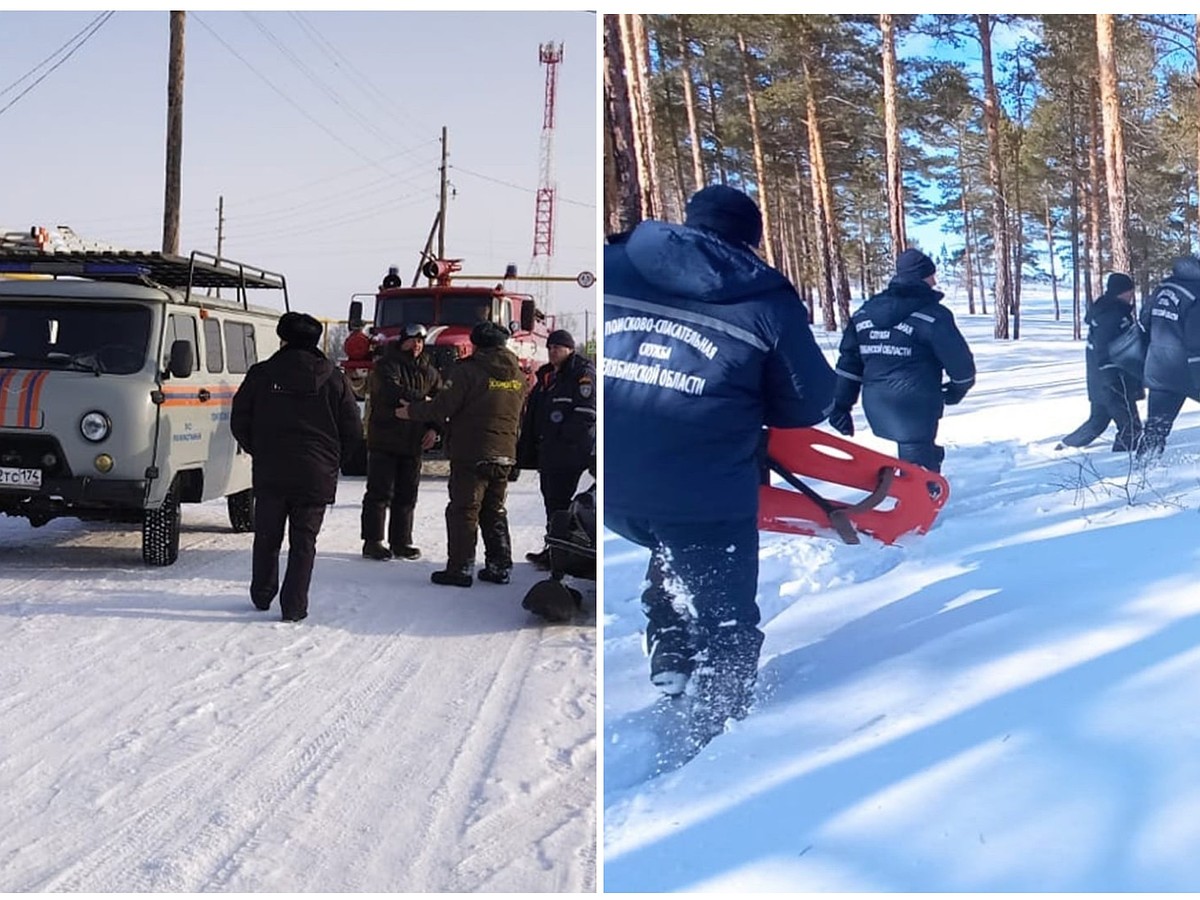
left=516, top=351, right=596, bottom=472
left=230, top=344, right=362, bottom=504
left=834, top=278, right=975, bottom=443
left=1140, top=258, right=1200, bottom=398
left=367, top=344, right=443, bottom=456
left=1084, top=291, right=1144, bottom=404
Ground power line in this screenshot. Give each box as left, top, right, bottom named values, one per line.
left=0, top=11, right=108, bottom=98
left=291, top=11, right=420, bottom=136
left=192, top=13, right=392, bottom=173
left=450, top=163, right=595, bottom=209
left=243, top=12, right=398, bottom=152
left=0, top=11, right=115, bottom=118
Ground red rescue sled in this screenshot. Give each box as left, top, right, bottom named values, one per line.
left=759, top=427, right=949, bottom=546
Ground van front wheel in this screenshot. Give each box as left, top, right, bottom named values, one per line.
left=142, top=484, right=181, bottom=566
left=228, top=489, right=254, bottom=533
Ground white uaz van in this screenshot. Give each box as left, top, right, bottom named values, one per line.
left=0, top=249, right=288, bottom=565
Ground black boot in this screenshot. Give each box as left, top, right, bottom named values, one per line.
left=362, top=541, right=393, bottom=561
left=393, top=545, right=422, bottom=560
left=431, top=564, right=473, bottom=587
left=477, top=563, right=511, bottom=584
left=525, top=547, right=552, bottom=570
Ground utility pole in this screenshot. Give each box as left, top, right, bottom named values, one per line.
left=216, top=195, right=225, bottom=260
left=215, top=194, right=225, bottom=298
left=162, top=11, right=185, bottom=255
left=437, top=125, right=448, bottom=260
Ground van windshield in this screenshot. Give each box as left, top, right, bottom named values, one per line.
left=0, top=301, right=152, bottom=375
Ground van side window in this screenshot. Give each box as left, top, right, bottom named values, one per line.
left=165, top=314, right=198, bottom=367
left=203, top=318, right=224, bottom=372
left=224, top=321, right=258, bottom=374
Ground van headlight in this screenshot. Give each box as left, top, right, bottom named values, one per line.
left=80, top=411, right=111, bottom=443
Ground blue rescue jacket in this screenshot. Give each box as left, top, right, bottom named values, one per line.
left=1141, top=259, right=1200, bottom=399
left=604, top=221, right=836, bottom=523
left=833, top=278, right=975, bottom=443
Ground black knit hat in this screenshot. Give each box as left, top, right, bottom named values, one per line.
left=1106, top=272, right=1135, bottom=295
left=547, top=329, right=575, bottom=350
left=684, top=185, right=763, bottom=248
left=277, top=311, right=323, bottom=348
left=895, top=248, right=936, bottom=282
left=470, top=321, right=510, bottom=349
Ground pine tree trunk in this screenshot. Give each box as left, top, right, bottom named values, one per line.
left=1087, top=77, right=1103, bottom=304
left=1045, top=193, right=1060, bottom=321
left=1096, top=14, right=1131, bottom=277
left=1068, top=80, right=1083, bottom=340
left=652, top=31, right=688, bottom=220
left=603, top=15, right=642, bottom=233
left=802, top=53, right=852, bottom=327
left=880, top=13, right=906, bottom=258
left=677, top=17, right=706, bottom=194
left=978, top=14, right=1011, bottom=339
left=957, top=122, right=976, bottom=315
left=621, top=14, right=663, bottom=221
left=703, top=63, right=727, bottom=186
left=1195, top=18, right=1200, bottom=254
left=736, top=30, right=775, bottom=265
left=804, top=132, right=837, bottom=331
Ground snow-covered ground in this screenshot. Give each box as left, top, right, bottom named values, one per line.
left=0, top=469, right=595, bottom=892
left=603, top=286, right=1200, bottom=892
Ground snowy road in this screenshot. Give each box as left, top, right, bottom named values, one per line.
left=0, top=471, right=596, bottom=892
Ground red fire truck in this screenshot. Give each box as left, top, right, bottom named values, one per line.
left=338, top=258, right=556, bottom=473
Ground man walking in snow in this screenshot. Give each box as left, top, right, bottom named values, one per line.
left=604, top=184, right=836, bottom=744
left=1138, top=256, right=1200, bottom=458
left=1058, top=272, right=1143, bottom=452
left=231, top=312, right=362, bottom=622
left=827, top=248, right=975, bottom=473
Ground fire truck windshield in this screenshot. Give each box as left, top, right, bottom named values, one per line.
left=376, top=292, right=493, bottom=329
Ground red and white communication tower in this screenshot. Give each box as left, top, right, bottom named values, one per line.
left=528, top=41, right=563, bottom=307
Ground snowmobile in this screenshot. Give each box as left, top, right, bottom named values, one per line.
left=522, top=480, right=596, bottom=623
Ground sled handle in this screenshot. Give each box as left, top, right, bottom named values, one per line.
left=765, top=458, right=897, bottom=546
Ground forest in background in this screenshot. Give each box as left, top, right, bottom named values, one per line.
left=603, top=14, right=1200, bottom=340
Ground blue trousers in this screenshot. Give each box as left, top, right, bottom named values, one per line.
left=606, top=513, right=763, bottom=664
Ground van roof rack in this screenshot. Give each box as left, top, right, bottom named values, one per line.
left=0, top=248, right=289, bottom=310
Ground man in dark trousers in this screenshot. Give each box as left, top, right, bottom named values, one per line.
left=396, top=321, right=526, bottom=587
left=1139, top=256, right=1200, bottom=458
left=1058, top=272, right=1143, bottom=452
left=605, top=184, right=837, bottom=745
left=828, top=248, right=975, bottom=473
left=517, top=328, right=597, bottom=569
left=360, top=323, right=443, bottom=561
left=231, top=312, right=362, bottom=622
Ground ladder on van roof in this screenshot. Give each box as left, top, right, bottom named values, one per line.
left=0, top=228, right=289, bottom=312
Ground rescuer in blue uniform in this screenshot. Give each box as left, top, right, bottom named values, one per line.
left=605, top=185, right=836, bottom=743
left=828, top=248, right=975, bottom=472
left=1138, top=256, right=1200, bottom=458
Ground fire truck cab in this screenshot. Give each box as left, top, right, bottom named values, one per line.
left=342, top=258, right=551, bottom=400
left=338, top=259, right=551, bottom=474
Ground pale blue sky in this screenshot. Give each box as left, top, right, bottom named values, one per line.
left=0, top=10, right=597, bottom=332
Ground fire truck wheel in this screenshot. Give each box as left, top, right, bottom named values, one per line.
left=227, top=489, right=255, bottom=533
left=142, top=481, right=182, bottom=566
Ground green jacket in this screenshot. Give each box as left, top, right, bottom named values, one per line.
left=405, top=346, right=526, bottom=462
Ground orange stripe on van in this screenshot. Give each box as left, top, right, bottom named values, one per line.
left=0, top=370, right=17, bottom=427
left=159, top=386, right=238, bottom=407
left=21, top=370, right=49, bottom=428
